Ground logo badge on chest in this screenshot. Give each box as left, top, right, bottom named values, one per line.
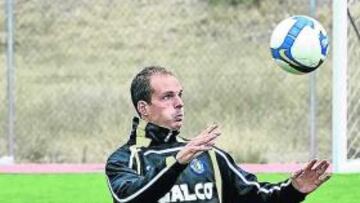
left=190, top=158, right=205, bottom=175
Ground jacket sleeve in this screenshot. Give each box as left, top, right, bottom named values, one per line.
left=215, top=148, right=306, bottom=203
left=105, top=149, right=187, bottom=203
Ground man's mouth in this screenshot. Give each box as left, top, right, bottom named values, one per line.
left=174, top=114, right=183, bottom=121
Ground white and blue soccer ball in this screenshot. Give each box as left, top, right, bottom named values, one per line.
left=270, top=15, right=329, bottom=74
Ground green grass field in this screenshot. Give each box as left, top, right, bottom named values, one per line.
left=0, top=173, right=358, bottom=203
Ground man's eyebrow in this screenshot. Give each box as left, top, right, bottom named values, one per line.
left=162, top=89, right=183, bottom=94
left=161, top=91, right=175, bottom=95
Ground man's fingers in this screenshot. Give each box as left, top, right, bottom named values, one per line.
left=190, top=124, right=219, bottom=143
left=177, top=124, right=221, bottom=164
left=176, top=145, right=211, bottom=164
left=183, top=145, right=213, bottom=156
left=197, top=124, right=218, bottom=136
left=190, top=128, right=220, bottom=146
left=291, top=169, right=303, bottom=179
left=304, top=159, right=318, bottom=172
left=314, top=160, right=330, bottom=176
left=189, top=134, right=215, bottom=146
left=206, top=123, right=219, bottom=134
left=190, top=145, right=213, bottom=152
left=314, top=160, right=328, bottom=170
left=316, top=173, right=331, bottom=187
left=205, top=139, right=216, bottom=147
left=197, top=132, right=220, bottom=146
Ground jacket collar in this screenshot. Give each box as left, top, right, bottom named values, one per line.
left=128, top=117, right=179, bottom=146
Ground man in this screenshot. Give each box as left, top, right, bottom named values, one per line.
left=106, top=66, right=330, bottom=203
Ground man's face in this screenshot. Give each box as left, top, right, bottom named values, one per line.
left=143, top=74, right=184, bottom=130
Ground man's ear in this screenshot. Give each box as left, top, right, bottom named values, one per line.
left=137, top=100, right=149, bottom=117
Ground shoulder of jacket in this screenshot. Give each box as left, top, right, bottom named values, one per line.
left=106, top=144, right=132, bottom=164
left=212, top=147, right=237, bottom=166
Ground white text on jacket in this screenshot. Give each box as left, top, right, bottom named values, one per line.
left=158, top=182, right=214, bottom=203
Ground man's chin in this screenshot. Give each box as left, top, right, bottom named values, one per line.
left=171, top=121, right=183, bottom=131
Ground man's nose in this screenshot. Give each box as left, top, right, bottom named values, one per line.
left=174, top=96, right=184, bottom=108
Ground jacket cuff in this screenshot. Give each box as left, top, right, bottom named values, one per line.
left=283, top=182, right=307, bottom=203
left=173, top=161, right=188, bottom=171
left=166, top=156, right=188, bottom=171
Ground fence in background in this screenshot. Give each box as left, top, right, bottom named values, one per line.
left=332, top=0, right=360, bottom=173
left=1, top=0, right=357, bottom=166
left=347, top=0, right=360, bottom=163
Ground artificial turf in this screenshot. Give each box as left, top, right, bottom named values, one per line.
left=0, top=173, right=358, bottom=203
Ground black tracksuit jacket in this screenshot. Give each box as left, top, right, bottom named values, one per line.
left=105, top=117, right=306, bottom=203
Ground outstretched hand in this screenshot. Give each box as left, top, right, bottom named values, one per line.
left=291, top=159, right=331, bottom=194
left=176, top=124, right=220, bottom=164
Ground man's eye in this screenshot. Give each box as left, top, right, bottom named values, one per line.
left=163, top=95, right=171, bottom=100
